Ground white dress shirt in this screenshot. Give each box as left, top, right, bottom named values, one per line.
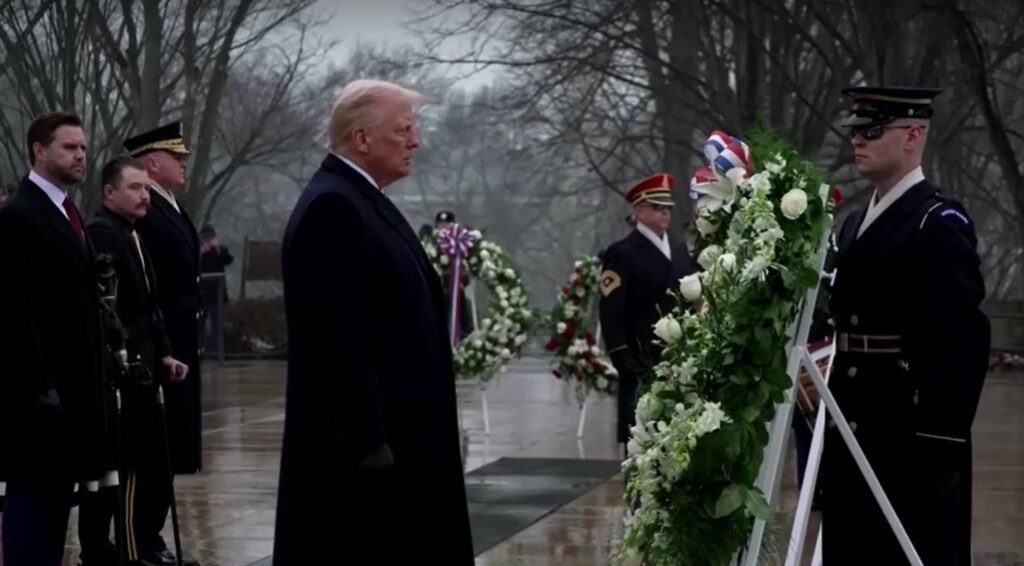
left=333, top=152, right=382, bottom=192
left=149, top=181, right=181, bottom=213
left=28, top=169, right=69, bottom=218
left=637, top=222, right=671, bottom=260
left=857, top=167, right=925, bottom=238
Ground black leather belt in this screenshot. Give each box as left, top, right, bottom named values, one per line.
left=836, top=333, right=902, bottom=353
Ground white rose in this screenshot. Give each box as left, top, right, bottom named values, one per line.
left=500, top=348, right=512, bottom=360
left=597, top=377, right=609, bottom=390
left=678, top=273, right=702, bottom=302
left=718, top=253, right=737, bottom=272
left=696, top=402, right=728, bottom=434
left=780, top=189, right=808, bottom=219
left=440, top=255, right=449, bottom=265
left=697, top=245, right=723, bottom=270
left=695, top=217, right=719, bottom=236
left=504, top=268, right=515, bottom=278
left=471, top=230, right=482, bottom=239
left=480, top=250, right=491, bottom=260
left=653, top=316, right=683, bottom=344
left=590, top=346, right=602, bottom=357
left=556, top=322, right=567, bottom=334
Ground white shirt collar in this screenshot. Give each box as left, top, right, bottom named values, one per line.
left=149, top=181, right=181, bottom=214
left=857, top=166, right=925, bottom=238
left=333, top=152, right=381, bottom=192
left=28, top=169, right=69, bottom=218
left=637, top=222, right=671, bottom=260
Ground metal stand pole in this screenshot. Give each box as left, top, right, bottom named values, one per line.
left=576, top=396, right=588, bottom=439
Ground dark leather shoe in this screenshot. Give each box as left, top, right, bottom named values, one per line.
left=138, top=549, right=200, bottom=566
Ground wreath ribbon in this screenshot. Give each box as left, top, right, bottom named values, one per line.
left=438, top=223, right=476, bottom=347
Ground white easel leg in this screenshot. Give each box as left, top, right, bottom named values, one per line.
left=798, top=347, right=923, bottom=566
left=482, top=389, right=490, bottom=436
left=576, top=396, right=588, bottom=439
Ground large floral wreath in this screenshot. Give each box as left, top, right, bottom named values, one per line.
left=618, top=130, right=836, bottom=564
left=545, top=255, right=618, bottom=400
left=422, top=224, right=533, bottom=384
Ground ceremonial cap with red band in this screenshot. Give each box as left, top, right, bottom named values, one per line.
left=625, top=173, right=674, bottom=207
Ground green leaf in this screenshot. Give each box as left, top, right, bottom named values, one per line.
left=713, top=484, right=746, bottom=518
left=744, top=488, right=772, bottom=520
left=656, top=389, right=685, bottom=403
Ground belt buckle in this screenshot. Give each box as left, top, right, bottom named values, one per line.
left=837, top=333, right=849, bottom=352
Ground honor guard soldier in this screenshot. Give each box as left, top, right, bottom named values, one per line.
left=599, top=174, right=695, bottom=447
left=823, top=86, right=990, bottom=565
left=80, top=157, right=199, bottom=566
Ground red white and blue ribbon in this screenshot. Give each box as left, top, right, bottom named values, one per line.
left=438, top=223, right=476, bottom=347
left=690, top=130, right=753, bottom=200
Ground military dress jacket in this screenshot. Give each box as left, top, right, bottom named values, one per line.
left=822, top=179, right=989, bottom=566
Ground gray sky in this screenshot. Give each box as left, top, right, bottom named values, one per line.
left=313, top=0, right=498, bottom=89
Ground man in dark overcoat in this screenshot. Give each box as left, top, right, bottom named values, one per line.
left=822, top=86, right=990, bottom=565
left=0, top=111, right=115, bottom=566
left=272, top=79, right=473, bottom=564
left=599, top=173, right=695, bottom=446
left=79, top=156, right=197, bottom=566
left=126, top=122, right=204, bottom=477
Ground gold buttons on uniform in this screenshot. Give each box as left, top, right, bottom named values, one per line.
left=847, top=366, right=858, bottom=378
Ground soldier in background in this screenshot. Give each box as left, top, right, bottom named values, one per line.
left=599, top=174, right=695, bottom=449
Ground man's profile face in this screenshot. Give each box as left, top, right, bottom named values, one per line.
left=361, top=94, right=420, bottom=187
left=849, top=119, right=924, bottom=180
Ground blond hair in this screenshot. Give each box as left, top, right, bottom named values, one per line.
left=328, top=79, right=424, bottom=152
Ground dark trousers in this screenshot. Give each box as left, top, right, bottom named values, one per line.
left=1, top=481, right=74, bottom=566
left=79, top=466, right=171, bottom=561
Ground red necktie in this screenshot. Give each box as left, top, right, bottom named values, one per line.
left=62, top=196, right=85, bottom=244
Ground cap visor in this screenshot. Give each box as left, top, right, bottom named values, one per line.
left=647, top=197, right=675, bottom=206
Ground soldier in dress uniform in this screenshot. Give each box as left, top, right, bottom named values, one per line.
left=122, top=122, right=204, bottom=558
left=79, top=156, right=198, bottom=566
left=599, top=174, right=695, bottom=447
left=822, top=86, right=990, bottom=565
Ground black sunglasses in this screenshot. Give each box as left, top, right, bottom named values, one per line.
left=848, top=124, right=925, bottom=141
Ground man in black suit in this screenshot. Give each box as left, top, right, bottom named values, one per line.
left=599, top=174, right=695, bottom=446
left=822, top=86, right=989, bottom=565
left=273, top=79, right=474, bottom=564
left=0, top=112, right=115, bottom=566
left=79, top=156, right=196, bottom=566
left=125, top=122, right=203, bottom=480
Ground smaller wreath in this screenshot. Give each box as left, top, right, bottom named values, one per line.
left=422, top=224, right=533, bottom=385
left=545, top=255, right=618, bottom=401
